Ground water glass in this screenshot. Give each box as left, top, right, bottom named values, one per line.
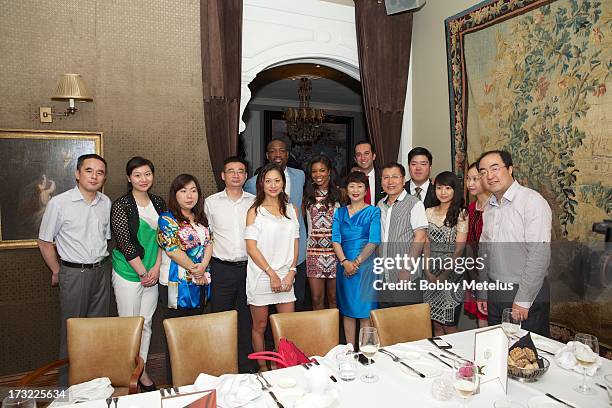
left=1, top=396, right=36, bottom=408
left=335, top=351, right=358, bottom=382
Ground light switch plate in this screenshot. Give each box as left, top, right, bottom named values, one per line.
left=40, top=107, right=53, bottom=123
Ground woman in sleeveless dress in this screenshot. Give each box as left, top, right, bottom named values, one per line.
left=304, top=155, right=343, bottom=310
left=423, top=171, right=468, bottom=336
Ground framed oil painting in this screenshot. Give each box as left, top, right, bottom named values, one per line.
left=264, top=111, right=353, bottom=178
left=0, top=129, right=103, bottom=249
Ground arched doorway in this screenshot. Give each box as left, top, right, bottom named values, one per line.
left=240, top=62, right=365, bottom=177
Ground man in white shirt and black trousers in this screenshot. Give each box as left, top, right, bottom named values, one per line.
left=204, top=156, right=257, bottom=373
left=38, top=154, right=112, bottom=385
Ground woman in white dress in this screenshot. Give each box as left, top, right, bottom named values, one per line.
left=245, top=163, right=299, bottom=372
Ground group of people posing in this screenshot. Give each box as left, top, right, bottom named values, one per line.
left=37, top=138, right=552, bottom=386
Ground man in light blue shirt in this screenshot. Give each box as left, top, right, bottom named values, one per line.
left=38, top=154, right=112, bottom=384
left=245, top=138, right=307, bottom=310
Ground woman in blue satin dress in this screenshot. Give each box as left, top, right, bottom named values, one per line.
left=332, top=171, right=381, bottom=348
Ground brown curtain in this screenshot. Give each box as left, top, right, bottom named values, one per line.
left=201, top=0, right=242, bottom=190
left=354, top=0, right=413, bottom=165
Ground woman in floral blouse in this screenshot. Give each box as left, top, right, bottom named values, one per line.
left=157, top=174, right=212, bottom=382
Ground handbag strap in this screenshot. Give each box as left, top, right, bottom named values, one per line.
left=248, top=351, right=288, bottom=368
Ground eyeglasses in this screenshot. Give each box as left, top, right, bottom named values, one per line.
left=224, top=169, right=246, bottom=176
left=381, top=175, right=403, bottom=181
left=479, top=165, right=507, bottom=177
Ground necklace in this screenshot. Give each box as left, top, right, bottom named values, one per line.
left=475, top=195, right=490, bottom=211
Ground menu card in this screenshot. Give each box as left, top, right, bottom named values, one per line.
left=474, top=326, right=508, bottom=394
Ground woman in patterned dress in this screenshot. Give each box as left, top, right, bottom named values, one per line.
left=423, top=171, right=468, bottom=336
left=303, top=155, right=343, bottom=310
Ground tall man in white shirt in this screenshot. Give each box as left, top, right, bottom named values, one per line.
left=354, top=141, right=384, bottom=204
left=244, top=138, right=308, bottom=310
left=205, top=156, right=257, bottom=372
left=38, top=154, right=112, bottom=384
left=476, top=150, right=552, bottom=336
left=404, top=147, right=436, bottom=209
left=377, top=163, right=428, bottom=307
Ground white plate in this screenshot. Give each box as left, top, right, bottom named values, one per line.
left=532, top=338, right=562, bottom=354
left=399, top=360, right=442, bottom=378
left=527, top=395, right=568, bottom=407
left=387, top=349, right=420, bottom=360
left=277, top=377, right=297, bottom=388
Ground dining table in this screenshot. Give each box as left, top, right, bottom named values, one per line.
left=58, top=327, right=611, bottom=408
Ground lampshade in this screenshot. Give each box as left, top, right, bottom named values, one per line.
left=52, top=74, right=93, bottom=101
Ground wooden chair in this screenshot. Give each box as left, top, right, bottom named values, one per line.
left=370, top=303, right=432, bottom=346
left=19, top=316, right=144, bottom=396
left=269, top=308, right=339, bottom=357
left=163, top=311, right=238, bottom=386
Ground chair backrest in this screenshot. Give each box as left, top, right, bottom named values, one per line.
left=269, top=309, right=339, bottom=357
left=163, top=311, right=238, bottom=386
left=67, top=316, right=144, bottom=387
left=370, top=303, right=432, bottom=346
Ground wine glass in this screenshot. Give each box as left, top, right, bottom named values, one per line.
left=453, top=360, right=479, bottom=408
left=1, top=396, right=36, bottom=408
left=359, top=326, right=380, bottom=383
left=573, top=333, right=598, bottom=395
left=501, top=308, right=521, bottom=340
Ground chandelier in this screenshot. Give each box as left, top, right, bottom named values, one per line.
left=284, top=77, right=325, bottom=144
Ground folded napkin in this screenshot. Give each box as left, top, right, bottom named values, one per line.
left=48, top=377, right=114, bottom=406
left=554, top=341, right=602, bottom=376
left=319, top=343, right=354, bottom=367
left=194, top=373, right=262, bottom=408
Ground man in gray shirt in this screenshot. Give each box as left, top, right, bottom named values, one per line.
left=38, top=154, right=112, bottom=383
left=476, top=150, right=552, bottom=336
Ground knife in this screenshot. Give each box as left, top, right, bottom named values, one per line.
left=545, top=393, right=577, bottom=408
left=428, top=352, right=453, bottom=368
left=428, top=338, right=468, bottom=361
left=399, top=360, right=426, bottom=378
left=379, top=349, right=426, bottom=378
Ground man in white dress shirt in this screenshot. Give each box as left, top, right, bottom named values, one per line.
left=38, top=154, right=112, bottom=384
left=476, top=150, right=552, bottom=336
left=354, top=141, right=384, bottom=204
left=244, top=138, right=308, bottom=310
left=205, top=156, right=257, bottom=372
left=404, top=147, right=436, bottom=209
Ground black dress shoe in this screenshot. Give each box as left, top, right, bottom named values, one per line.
left=138, top=380, right=157, bottom=392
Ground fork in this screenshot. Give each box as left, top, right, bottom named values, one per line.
left=379, top=348, right=426, bottom=378
left=255, top=373, right=284, bottom=408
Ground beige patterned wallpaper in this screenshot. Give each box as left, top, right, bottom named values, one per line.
left=0, top=0, right=215, bottom=375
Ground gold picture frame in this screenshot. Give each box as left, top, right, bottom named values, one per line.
left=0, top=129, right=103, bottom=249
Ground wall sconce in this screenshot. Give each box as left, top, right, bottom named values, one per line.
left=39, top=74, right=93, bottom=123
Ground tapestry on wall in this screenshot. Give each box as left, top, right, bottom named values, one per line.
left=445, top=0, right=611, bottom=240
left=445, top=0, right=611, bottom=349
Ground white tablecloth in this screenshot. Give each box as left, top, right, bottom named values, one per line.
left=60, top=328, right=611, bottom=407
